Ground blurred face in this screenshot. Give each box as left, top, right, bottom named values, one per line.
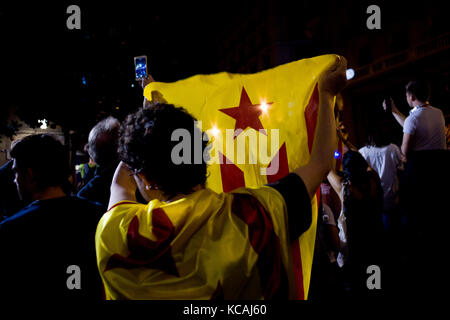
left=406, top=91, right=414, bottom=108
left=12, top=159, right=32, bottom=202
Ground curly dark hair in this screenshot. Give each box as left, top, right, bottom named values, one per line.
left=119, top=102, right=210, bottom=198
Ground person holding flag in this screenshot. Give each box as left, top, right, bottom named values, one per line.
left=95, top=55, right=347, bottom=299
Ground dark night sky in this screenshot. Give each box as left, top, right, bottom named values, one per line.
left=1, top=0, right=448, bottom=138
left=0, top=1, right=237, bottom=133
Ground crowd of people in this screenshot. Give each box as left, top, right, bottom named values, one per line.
left=310, top=78, right=448, bottom=300
left=0, top=56, right=448, bottom=301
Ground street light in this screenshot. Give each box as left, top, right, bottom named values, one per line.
left=38, top=119, right=48, bottom=130
left=346, top=68, right=355, bottom=80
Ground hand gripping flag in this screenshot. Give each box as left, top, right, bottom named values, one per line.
left=143, top=55, right=337, bottom=299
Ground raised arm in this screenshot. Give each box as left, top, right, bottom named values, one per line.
left=384, top=98, right=406, bottom=127
left=294, top=55, right=347, bottom=199
left=140, top=75, right=155, bottom=109
left=108, top=161, right=137, bottom=210
left=327, top=170, right=343, bottom=201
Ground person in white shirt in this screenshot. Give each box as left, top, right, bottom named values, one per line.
left=359, top=125, right=405, bottom=229
left=383, top=79, right=446, bottom=157
left=382, top=80, right=449, bottom=297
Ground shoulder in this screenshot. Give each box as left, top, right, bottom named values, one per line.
left=405, top=112, right=417, bottom=123
left=404, top=113, right=417, bottom=133
left=389, top=144, right=403, bottom=160
left=359, top=146, right=369, bottom=154
left=98, top=200, right=147, bottom=229
left=0, top=202, right=39, bottom=234
left=429, top=106, right=445, bottom=118
left=359, top=146, right=375, bottom=159
left=107, top=199, right=145, bottom=212
left=429, top=105, right=442, bottom=112
left=44, top=196, right=107, bottom=226
left=60, top=196, right=105, bottom=212
left=388, top=143, right=401, bottom=153
left=77, top=174, right=104, bottom=195
left=232, top=185, right=286, bottom=212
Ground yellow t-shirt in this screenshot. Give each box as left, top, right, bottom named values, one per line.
left=95, top=186, right=297, bottom=300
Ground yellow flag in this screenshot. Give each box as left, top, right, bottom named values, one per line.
left=141, top=54, right=337, bottom=299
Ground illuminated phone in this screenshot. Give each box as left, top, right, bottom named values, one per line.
left=134, top=55, right=148, bottom=80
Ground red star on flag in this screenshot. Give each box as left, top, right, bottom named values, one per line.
left=219, top=87, right=272, bottom=138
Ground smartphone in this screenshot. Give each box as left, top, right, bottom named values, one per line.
left=134, top=55, right=148, bottom=80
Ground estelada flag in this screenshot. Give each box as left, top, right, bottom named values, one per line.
left=143, top=54, right=337, bottom=299
left=96, top=54, right=338, bottom=299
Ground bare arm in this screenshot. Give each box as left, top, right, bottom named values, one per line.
left=327, top=170, right=343, bottom=201
left=140, top=75, right=155, bottom=109
left=108, top=161, right=137, bottom=209
left=384, top=98, right=406, bottom=127
left=294, top=55, right=347, bottom=199
left=401, top=133, right=414, bottom=157
left=392, top=109, right=406, bottom=128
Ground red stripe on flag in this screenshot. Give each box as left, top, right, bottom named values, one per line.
left=266, top=143, right=289, bottom=184
left=232, top=193, right=289, bottom=299
left=219, top=152, right=245, bottom=192
left=291, top=240, right=304, bottom=299
left=210, top=281, right=225, bottom=300
left=292, top=189, right=320, bottom=300
left=305, top=84, right=319, bottom=153
left=292, top=82, right=320, bottom=300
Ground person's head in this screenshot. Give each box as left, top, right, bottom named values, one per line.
left=86, top=116, right=120, bottom=168
left=10, top=134, right=70, bottom=202
left=366, top=124, right=390, bottom=148
left=342, top=150, right=369, bottom=186
left=405, top=79, right=430, bottom=108
left=119, top=102, right=209, bottom=201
